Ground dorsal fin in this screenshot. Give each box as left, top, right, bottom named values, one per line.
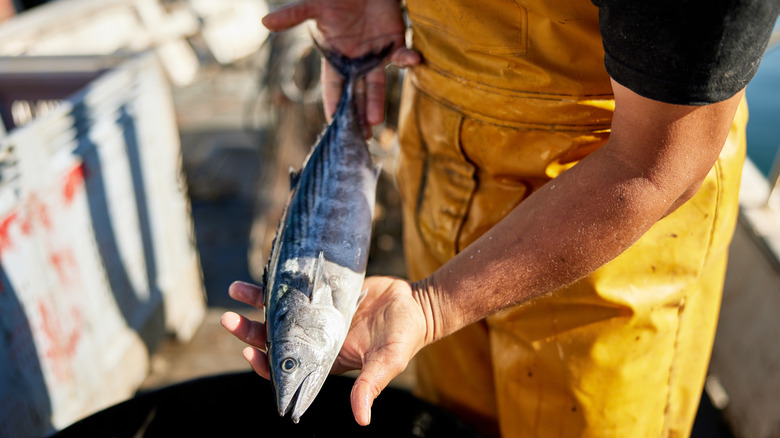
left=310, top=251, right=333, bottom=306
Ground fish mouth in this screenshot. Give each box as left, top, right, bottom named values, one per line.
left=290, top=369, right=328, bottom=423
left=277, top=370, right=312, bottom=419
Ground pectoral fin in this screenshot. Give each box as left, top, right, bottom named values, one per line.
left=310, top=251, right=333, bottom=307
left=354, top=287, right=367, bottom=312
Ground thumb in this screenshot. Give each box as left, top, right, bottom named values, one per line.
left=390, top=47, right=422, bottom=68
left=350, top=356, right=405, bottom=426
left=261, top=1, right=319, bottom=32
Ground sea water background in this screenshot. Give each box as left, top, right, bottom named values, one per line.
left=745, top=19, right=780, bottom=177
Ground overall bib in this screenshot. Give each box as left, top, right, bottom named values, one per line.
left=395, top=0, right=747, bottom=436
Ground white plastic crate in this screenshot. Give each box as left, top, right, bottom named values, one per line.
left=0, top=53, right=205, bottom=437
left=0, top=0, right=201, bottom=86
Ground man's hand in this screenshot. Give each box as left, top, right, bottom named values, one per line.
left=221, top=276, right=430, bottom=426
left=262, top=0, right=420, bottom=129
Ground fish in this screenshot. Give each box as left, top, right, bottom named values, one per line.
left=262, top=42, right=392, bottom=423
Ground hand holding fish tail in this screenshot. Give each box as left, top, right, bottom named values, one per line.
left=261, top=0, right=420, bottom=128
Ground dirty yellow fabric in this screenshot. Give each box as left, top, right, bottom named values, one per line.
left=395, top=0, right=747, bottom=437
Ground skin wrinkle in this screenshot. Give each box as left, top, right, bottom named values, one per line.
left=411, top=277, right=442, bottom=346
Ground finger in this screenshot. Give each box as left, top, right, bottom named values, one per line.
left=321, top=60, right=343, bottom=122
left=243, top=346, right=271, bottom=380
left=261, top=1, right=319, bottom=32
left=390, top=47, right=422, bottom=68
left=228, top=281, right=264, bottom=309
left=350, top=357, right=406, bottom=426
left=221, top=311, right=267, bottom=350
left=365, top=69, right=387, bottom=127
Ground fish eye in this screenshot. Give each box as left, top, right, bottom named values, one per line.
left=281, top=357, right=299, bottom=373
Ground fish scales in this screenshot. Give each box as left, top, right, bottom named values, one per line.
left=263, top=43, right=392, bottom=423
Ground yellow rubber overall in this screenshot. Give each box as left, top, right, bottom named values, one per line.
left=395, top=1, right=747, bottom=436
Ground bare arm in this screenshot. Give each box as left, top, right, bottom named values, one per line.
left=414, top=80, right=745, bottom=344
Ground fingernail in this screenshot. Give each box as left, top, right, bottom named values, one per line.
left=229, top=282, right=248, bottom=301
left=361, top=393, right=372, bottom=425
left=368, top=109, right=383, bottom=127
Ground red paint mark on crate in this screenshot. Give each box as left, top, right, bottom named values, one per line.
left=39, top=299, right=82, bottom=381
left=0, top=212, right=18, bottom=293
left=48, top=248, right=78, bottom=288
left=18, top=216, right=31, bottom=236
left=62, top=163, right=87, bottom=204
left=0, top=212, right=18, bottom=258
left=34, top=199, right=52, bottom=232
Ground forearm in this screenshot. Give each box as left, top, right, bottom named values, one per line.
left=412, top=146, right=667, bottom=342
left=411, top=82, right=744, bottom=345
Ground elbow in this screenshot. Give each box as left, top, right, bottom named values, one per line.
left=659, top=176, right=707, bottom=218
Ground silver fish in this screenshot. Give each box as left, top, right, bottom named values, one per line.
left=263, top=43, right=391, bottom=423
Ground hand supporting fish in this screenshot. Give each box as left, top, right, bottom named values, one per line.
left=222, top=0, right=426, bottom=427
left=223, top=276, right=429, bottom=426
left=261, top=42, right=393, bottom=423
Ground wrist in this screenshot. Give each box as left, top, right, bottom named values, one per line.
left=410, top=275, right=452, bottom=346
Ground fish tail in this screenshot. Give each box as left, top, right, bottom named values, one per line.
left=313, top=39, right=394, bottom=84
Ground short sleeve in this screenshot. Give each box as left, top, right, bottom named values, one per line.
left=592, top=0, right=780, bottom=105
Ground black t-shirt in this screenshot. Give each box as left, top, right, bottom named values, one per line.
left=593, top=0, right=780, bottom=105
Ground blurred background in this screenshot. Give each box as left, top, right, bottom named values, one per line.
left=0, top=1, right=776, bottom=437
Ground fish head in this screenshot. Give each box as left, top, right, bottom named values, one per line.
left=269, top=338, right=332, bottom=423
left=268, top=284, right=346, bottom=423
